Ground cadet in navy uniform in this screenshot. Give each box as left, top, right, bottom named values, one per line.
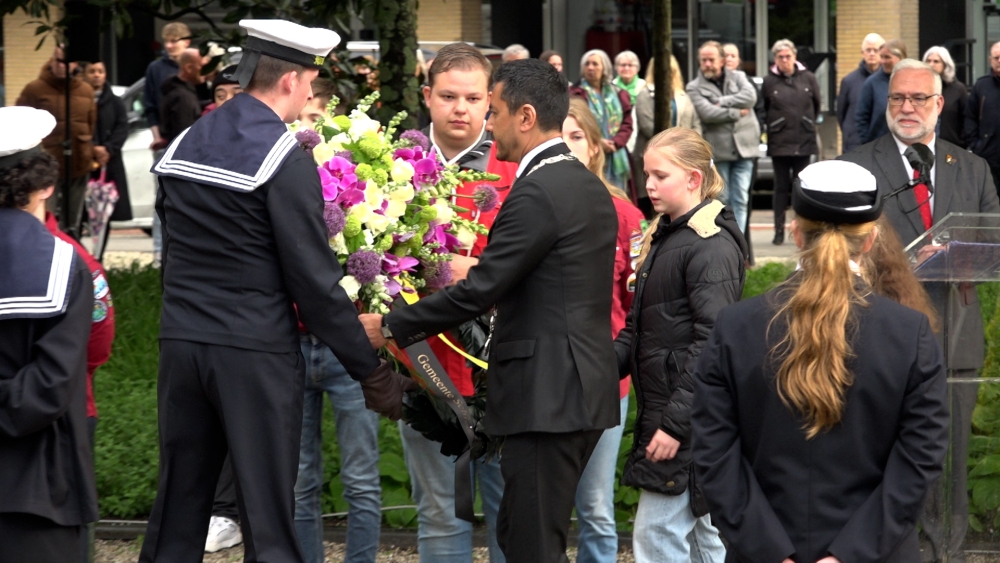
left=138, top=20, right=414, bottom=563
left=691, top=160, right=949, bottom=563
left=0, top=107, right=98, bottom=563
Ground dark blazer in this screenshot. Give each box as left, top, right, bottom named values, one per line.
left=692, top=289, right=948, bottom=563
left=387, top=141, right=621, bottom=436
left=840, top=134, right=1000, bottom=369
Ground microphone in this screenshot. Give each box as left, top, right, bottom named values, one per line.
left=883, top=142, right=934, bottom=201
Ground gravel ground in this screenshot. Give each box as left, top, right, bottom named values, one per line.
left=94, top=540, right=638, bottom=562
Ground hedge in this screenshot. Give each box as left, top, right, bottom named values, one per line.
left=97, top=262, right=1000, bottom=531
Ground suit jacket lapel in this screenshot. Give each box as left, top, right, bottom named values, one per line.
left=876, top=135, right=926, bottom=235
left=931, top=139, right=956, bottom=226
left=517, top=142, right=571, bottom=182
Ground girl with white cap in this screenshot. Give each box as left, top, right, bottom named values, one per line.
left=692, top=159, right=948, bottom=563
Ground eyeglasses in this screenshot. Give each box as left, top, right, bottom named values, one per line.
left=887, top=94, right=939, bottom=107
left=616, top=63, right=638, bottom=68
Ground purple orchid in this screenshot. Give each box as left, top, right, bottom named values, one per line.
left=413, top=157, right=443, bottom=188
left=382, top=253, right=420, bottom=277
left=423, top=222, right=464, bottom=253
left=319, top=156, right=364, bottom=206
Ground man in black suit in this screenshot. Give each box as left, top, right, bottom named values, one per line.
left=840, top=58, right=1000, bottom=563
left=360, top=59, right=621, bottom=562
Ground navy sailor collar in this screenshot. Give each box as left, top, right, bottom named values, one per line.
left=153, top=93, right=299, bottom=192
left=0, top=208, right=76, bottom=320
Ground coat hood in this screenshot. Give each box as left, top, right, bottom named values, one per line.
left=769, top=60, right=808, bottom=76
left=654, top=199, right=750, bottom=260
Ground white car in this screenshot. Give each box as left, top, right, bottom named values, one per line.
left=111, top=80, right=157, bottom=232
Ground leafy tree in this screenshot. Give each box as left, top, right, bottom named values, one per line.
left=1, top=0, right=420, bottom=126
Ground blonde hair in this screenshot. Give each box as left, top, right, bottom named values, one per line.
left=566, top=99, right=630, bottom=202
left=643, top=56, right=685, bottom=95
left=771, top=217, right=877, bottom=439
left=635, top=128, right=724, bottom=270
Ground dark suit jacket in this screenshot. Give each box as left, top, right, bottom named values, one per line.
left=387, top=142, right=621, bottom=436
left=839, top=134, right=1000, bottom=369
left=692, top=290, right=948, bottom=563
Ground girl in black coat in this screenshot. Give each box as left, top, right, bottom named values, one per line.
left=83, top=62, right=131, bottom=223
left=614, top=127, right=747, bottom=562
left=691, top=160, right=948, bottom=563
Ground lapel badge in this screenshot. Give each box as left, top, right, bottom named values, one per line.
left=946, top=154, right=955, bottom=165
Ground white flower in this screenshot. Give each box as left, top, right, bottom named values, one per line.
left=366, top=213, right=391, bottom=235
left=364, top=180, right=384, bottom=209
left=348, top=114, right=381, bottom=138
left=384, top=199, right=407, bottom=219
left=388, top=180, right=415, bottom=202
left=350, top=201, right=375, bottom=223
left=339, top=275, right=361, bottom=300
left=455, top=226, right=477, bottom=250
left=391, top=160, right=415, bottom=184
left=433, top=200, right=455, bottom=224
left=329, top=233, right=348, bottom=254
left=313, top=142, right=335, bottom=166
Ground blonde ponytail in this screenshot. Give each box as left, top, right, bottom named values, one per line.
left=769, top=218, right=876, bottom=438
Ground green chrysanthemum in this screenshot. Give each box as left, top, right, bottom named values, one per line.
left=358, top=138, right=383, bottom=160
left=355, top=163, right=375, bottom=181
left=343, top=215, right=362, bottom=238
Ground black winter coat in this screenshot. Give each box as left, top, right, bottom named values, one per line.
left=763, top=66, right=821, bottom=157
left=965, top=73, right=1000, bottom=168
left=614, top=200, right=747, bottom=498
left=94, top=87, right=132, bottom=221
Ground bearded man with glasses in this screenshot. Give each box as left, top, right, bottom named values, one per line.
left=841, top=58, right=1000, bottom=563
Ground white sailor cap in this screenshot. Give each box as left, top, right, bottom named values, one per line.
left=793, top=160, right=882, bottom=224
left=230, top=19, right=342, bottom=88
left=0, top=107, right=56, bottom=170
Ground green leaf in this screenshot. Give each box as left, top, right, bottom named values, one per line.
left=972, top=478, right=1000, bottom=511
left=970, top=455, right=1000, bottom=477
left=379, top=451, right=410, bottom=484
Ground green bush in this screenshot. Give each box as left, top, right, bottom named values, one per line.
left=92, top=262, right=797, bottom=523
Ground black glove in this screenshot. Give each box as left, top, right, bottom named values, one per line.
left=360, top=360, right=418, bottom=421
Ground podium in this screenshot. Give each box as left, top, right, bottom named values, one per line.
left=905, top=212, right=1000, bottom=555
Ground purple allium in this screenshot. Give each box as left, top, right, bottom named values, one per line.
left=400, top=129, right=431, bottom=151
left=346, top=249, right=383, bottom=284
left=423, top=260, right=453, bottom=289
left=324, top=201, right=346, bottom=238
left=335, top=150, right=354, bottom=163
left=473, top=185, right=499, bottom=212
left=296, top=129, right=322, bottom=153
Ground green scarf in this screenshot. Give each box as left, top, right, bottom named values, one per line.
left=613, top=76, right=642, bottom=104
left=580, top=81, right=631, bottom=191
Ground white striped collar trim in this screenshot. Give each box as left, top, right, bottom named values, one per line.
left=153, top=128, right=300, bottom=192
left=0, top=237, right=75, bottom=318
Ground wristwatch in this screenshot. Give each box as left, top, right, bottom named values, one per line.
left=380, top=317, right=393, bottom=340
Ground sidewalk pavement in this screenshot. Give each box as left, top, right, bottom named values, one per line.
left=94, top=211, right=799, bottom=270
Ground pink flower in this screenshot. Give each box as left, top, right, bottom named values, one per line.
left=319, top=156, right=364, bottom=206
left=423, top=222, right=463, bottom=253
left=382, top=253, right=419, bottom=277
left=413, top=157, right=442, bottom=188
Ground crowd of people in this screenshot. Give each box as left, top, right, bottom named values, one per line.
left=4, top=14, right=1000, bottom=563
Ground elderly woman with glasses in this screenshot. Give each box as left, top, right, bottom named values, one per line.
left=570, top=49, right=634, bottom=192
left=762, top=38, right=820, bottom=245
left=923, top=46, right=968, bottom=147
left=613, top=50, right=646, bottom=104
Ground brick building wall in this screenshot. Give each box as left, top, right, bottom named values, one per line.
left=417, top=0, right=482, bottom=43
left=835, top=0, right=920, bottom=151
left=4, top=9, right=60, bottom=107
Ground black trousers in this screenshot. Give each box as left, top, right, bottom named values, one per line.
left=212, top=454, right=239, bottom=521
left=0, top=513, right=85, bottom=563
left=496, top=429, right=604, bottom=563
left=771, top=155, right=811, bottom=233
left=138, top=340, right=305, bottom=563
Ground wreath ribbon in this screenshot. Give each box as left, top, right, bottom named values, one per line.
left=397, top=282, right=488, bottom=370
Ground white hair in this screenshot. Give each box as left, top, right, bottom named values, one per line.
left=614, top=50, right=640, bottom=67
left=771, top=39, right=797, bottom=55
left=502, top=44, right=530, bottom=62
left=580, top=49, right=614, bottom=85
left=861, top=33, right=885, bottom=50
left=890, top=58, right=943, bottom=95
left=922, top=46, right=956, bottom=84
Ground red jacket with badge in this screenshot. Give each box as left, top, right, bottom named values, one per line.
left=427, top=142, right=518, bottom=396
left=612, top=197, right=645, bottom=400
left=46, top=213, right=114, bottom=418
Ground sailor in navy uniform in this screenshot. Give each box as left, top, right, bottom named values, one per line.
left=138, top=20, right=414, bottom=562
left=0, top=107, right=98, bottom=563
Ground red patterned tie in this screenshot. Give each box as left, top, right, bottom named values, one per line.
left=912, top=169, right=932, bottom=231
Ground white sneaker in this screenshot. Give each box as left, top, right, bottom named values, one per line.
left=205, top=515, right=243, bottom=553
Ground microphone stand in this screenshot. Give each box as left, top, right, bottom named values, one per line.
left=882, top=174, right=933, bottom=202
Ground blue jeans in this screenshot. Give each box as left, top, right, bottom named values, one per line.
left=574, top=395, right=629, bottom=563
left=399, top=421, right=505, bottom=563
left=294, top=334, right=382, bottom=563
left=715, top=158, right=755, bottom=233
left=632, top=488, right=726, bottom=563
